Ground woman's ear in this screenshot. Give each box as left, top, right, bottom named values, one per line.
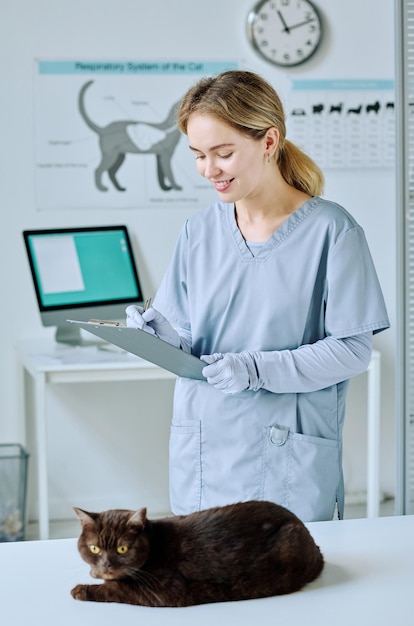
left=265, top=127, right=279, bottom=158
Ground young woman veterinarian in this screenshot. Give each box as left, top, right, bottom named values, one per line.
left=126, top=70, right=390, bottom=522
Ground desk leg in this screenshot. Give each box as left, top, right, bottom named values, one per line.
left=33, top=372, right=50, bottom=540
left=367, top=352, right=381, bottom=518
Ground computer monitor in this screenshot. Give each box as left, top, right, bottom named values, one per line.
left=23, top=225, right=144, bottom=345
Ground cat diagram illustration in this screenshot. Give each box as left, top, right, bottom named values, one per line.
left=78, top=80, right=183, bottom=192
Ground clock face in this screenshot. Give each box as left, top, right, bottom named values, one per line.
left=247, top=0, right=322, bottom=67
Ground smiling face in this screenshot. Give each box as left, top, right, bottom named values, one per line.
left=187, top=113, right=278, bottom=204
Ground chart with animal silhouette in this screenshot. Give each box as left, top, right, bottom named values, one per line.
left=286, top=79, right=395, bottom=170
left=34, top=60, right=237, bottom=210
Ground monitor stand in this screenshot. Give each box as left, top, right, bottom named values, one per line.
left=55, top=323, right=112, bottom=349
left=55, top=323, right=84, bottom=345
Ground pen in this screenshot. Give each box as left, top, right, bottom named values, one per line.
left=141, top=297, right=152, bottom=330
left=89, top=319, right=123, bottom=326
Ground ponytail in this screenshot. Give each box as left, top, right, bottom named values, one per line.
left=278, top=140, right=324, bottom=196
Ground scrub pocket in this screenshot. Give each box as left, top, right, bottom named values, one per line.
left=260, top=424, right=339, bottom=522
left=169, top=420, right=201, bottom=514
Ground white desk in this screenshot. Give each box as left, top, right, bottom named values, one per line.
left=17, top=340, right=381, bottom=540
left=17, top=339, right=175, bottom=540
left=0, top=515, right=411, bottom=625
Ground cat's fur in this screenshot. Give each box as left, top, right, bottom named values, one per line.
left=71, top=500, right=324, bottom=607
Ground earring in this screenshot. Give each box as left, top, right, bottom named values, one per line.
left=267, top=153, right=271, bottom=163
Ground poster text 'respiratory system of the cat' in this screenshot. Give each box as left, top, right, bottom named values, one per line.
left=34, top=60, right=237, bottom=210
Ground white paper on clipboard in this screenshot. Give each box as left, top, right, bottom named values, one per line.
left=67, top=319, right=205, bottom=380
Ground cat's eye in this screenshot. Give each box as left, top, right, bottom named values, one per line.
left=89, top=545, right=101, bottom=555
left=117, top=545, right=129, bottom=555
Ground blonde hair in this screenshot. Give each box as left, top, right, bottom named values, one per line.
left=177, top=70, right=324, bottom=196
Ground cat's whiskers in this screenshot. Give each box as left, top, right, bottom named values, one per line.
left=130, top=568, right=160, bottom=589
left=130, top=569, right=166, bottom=604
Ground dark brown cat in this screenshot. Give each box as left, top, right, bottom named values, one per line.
left=71, top=500, right=324, bottom=607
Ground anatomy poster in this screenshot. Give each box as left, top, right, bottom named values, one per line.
left=34, top=60, right=237, bottom=210
left=286, top=79, right=395, bottom=170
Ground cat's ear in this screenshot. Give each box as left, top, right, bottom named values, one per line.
left=127, top=508, right=147, bottom=528
left=73, top=507, right=97, bottom=527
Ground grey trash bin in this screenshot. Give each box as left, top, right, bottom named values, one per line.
left=0, top=444, right=29, bottom=542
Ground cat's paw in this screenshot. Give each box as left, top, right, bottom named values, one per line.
left=71, top=584, right=89, bottom=601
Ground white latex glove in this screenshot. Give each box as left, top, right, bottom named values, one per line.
left=125, top=305, right=180, bottom=348
left=201, top=352, right=254, bottom=394
left=126, top=305, right=155, bottom=333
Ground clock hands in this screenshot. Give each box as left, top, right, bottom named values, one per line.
left=277, top=10, right=290, bottom=33
left=288, top=18, right=316, bottom=31
left=277, top=10, right=316, bottom=34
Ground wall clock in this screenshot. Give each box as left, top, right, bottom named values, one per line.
left=247, top=0, right=323, bottom=68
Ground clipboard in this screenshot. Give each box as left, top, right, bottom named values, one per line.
left=67, top=319, right=205, bottom=380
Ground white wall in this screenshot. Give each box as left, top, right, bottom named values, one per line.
left=0, top=0, right=396, bottom=519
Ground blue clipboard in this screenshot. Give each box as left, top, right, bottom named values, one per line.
left=67, top=319, right=205, bottom=380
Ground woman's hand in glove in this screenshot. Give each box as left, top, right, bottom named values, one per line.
left=201, top=352, right=255, bottom=394
left=126, top=305, right=180, bottom=348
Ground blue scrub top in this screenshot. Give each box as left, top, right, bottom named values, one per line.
left=154, top=197, right=389, bottom=521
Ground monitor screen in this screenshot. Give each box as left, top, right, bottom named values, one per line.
left=23, top=225, right=144, bottom=344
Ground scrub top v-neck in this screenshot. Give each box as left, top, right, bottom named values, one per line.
left=229, top=198, right=318, bottom=261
